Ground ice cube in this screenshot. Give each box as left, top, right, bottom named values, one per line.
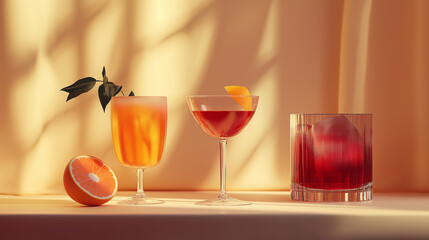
left=312, top=116, right=364, bottom=175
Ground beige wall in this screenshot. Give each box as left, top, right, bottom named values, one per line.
left=0, top=0, right=428, bottom=194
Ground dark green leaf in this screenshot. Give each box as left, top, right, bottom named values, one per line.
left=129, top=91, right=135, bottom=96
left=102, top=66, right=106, bottom=78
left=113, top=85, right=122, bottom=97
left=98, top=82, right=122, bottom=112
left=61, top=77, right=96, bottom=93
left=61, top=77, right=96, bottom=101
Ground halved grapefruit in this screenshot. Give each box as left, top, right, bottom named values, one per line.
left=63, top=155, right=118, bottom=206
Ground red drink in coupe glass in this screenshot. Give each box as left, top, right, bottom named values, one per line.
left=290, top=114, right=372, bottom=202
left=187, top=95, right=259, bottom=206
left=191, top=110, right=255, bottom=138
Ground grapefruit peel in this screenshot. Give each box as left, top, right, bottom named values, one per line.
left=224, top=86, right=252, bottom=111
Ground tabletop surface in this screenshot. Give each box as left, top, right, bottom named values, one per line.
left=1, top=191, right=428, bottom=240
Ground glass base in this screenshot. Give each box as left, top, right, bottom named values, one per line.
left=291, top=182, right=373, bottom=202
left=117, top=196, right=164, bottom=205
left=196, top=194, right=251, bottom=206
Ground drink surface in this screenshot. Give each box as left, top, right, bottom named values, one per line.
left=111, top=98, right=167, bottom=168
left=192, top=110, right=255, bottom=138
left=291, top=116, right=372, bottom=190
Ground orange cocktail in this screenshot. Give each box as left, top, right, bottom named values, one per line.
left=111, top=96, right=167, bottom=205
left=111, top=96, right=167, bottom=168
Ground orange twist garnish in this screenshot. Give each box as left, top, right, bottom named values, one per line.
left=224, top=86, right=252, bottom=111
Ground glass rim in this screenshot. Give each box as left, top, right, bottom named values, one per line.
left=186, top=95, right=259, bottom=98
left=291, top=113, right=372, bottom=116
left=112, top=96, right=166, bottom=99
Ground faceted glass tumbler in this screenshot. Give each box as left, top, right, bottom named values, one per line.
left=290, top=114, right=372, bottom=201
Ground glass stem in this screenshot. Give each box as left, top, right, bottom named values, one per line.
left=136, top=168, right=146, bottom=198
left=219, top=138, right=227, bottom=198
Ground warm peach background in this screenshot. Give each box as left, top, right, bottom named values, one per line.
left=0, top=0, right=428, bottom=194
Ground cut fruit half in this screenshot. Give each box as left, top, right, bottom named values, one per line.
left=63, top=155, right=118, bottom=206
left=224, top=86, right=252, bottom=111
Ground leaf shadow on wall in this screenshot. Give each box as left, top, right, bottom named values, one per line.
left=148, top=0, right=277, bottom=190
left=0, top=1, right=110, bottom=194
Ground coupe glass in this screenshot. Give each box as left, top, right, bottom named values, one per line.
left=186, top=95, right=259, bottom=206
left=111, top=96, right=167, bottom=205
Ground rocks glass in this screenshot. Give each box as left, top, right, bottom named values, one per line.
left=290, top=114, right=372, bottom=201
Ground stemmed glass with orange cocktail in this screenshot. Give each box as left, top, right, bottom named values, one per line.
left=111, top=96, right=167, bottom=205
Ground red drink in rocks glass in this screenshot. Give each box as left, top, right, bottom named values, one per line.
left=290, top=114, right=372, bottom=201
